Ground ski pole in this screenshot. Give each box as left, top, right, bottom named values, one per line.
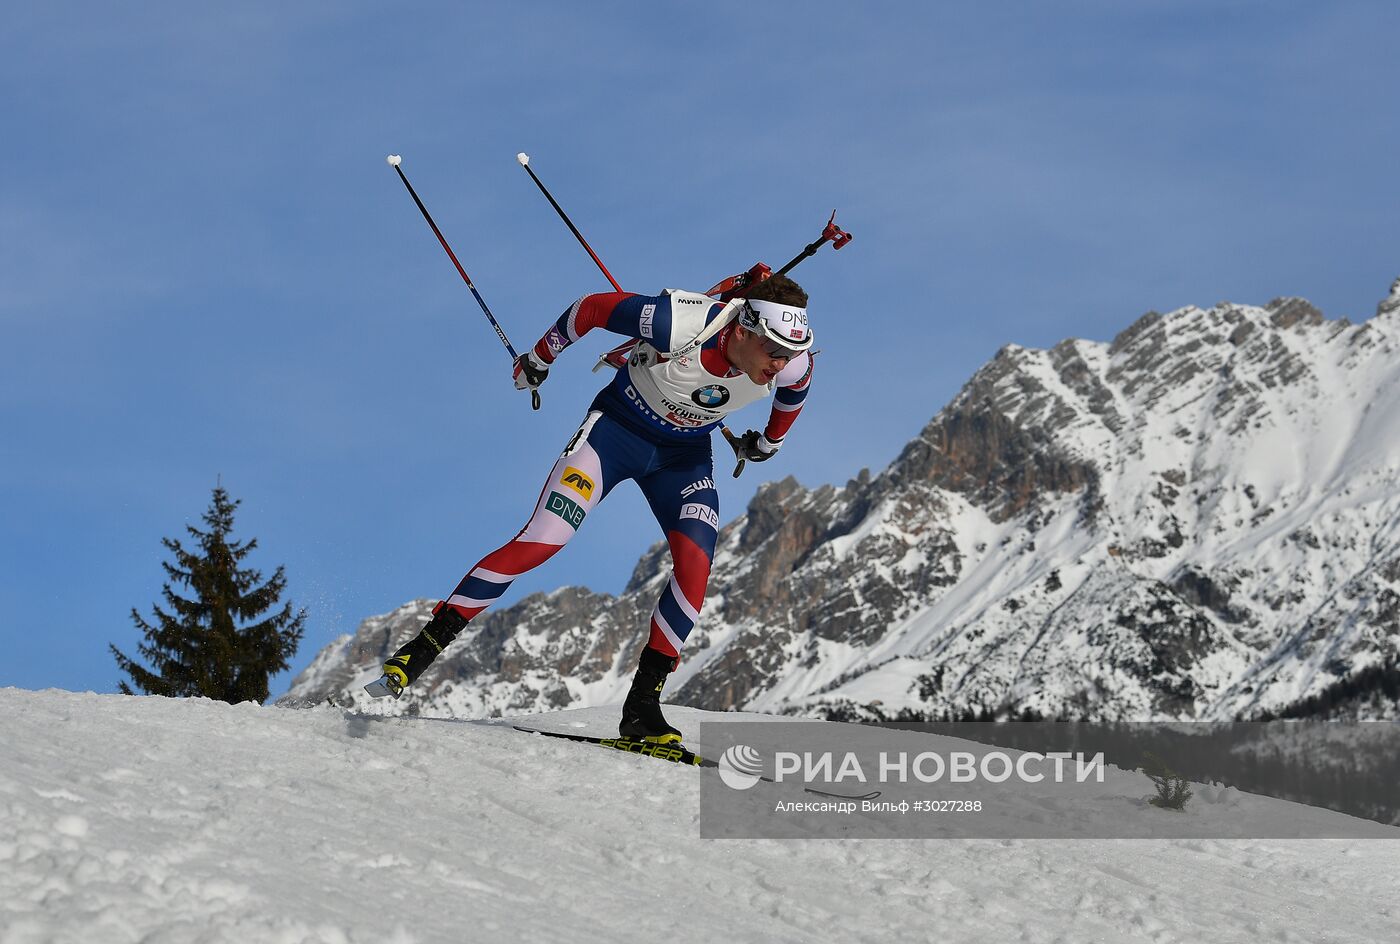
left=516, top=153, right=623, bottom=293
left=386, top=154, right=540, bottom=411
left=517, top=152, right=748, bottom=467
left=514, top=153, right=638, bottom=381
left=513, top=152, right=793, bottom=478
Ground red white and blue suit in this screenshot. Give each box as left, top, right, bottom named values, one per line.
left=438, top=290, right=813, bottom=659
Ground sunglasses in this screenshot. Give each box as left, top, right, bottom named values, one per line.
left=760, top=341, right=797, bottom=361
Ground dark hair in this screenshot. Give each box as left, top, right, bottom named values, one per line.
left=746, top=273, right=808, bottom=307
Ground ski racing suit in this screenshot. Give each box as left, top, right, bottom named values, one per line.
left=438, top=289, right=813, bottom=660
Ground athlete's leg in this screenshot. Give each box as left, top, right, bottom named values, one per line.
left=377, top=412, right=629, bottom=694
left=617, top=448, right=718, bottom=740
left=441, top=416, right=611, bottom=622
left=637, top=455, right=719, bottom=660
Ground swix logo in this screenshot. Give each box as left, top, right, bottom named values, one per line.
left=679, top=502, right=719, bottom=530
left=681, top=477, right=714, bottom=499
left=640, top=304, right=655, bottom=339
left=560, top=467, right=595, bottom=500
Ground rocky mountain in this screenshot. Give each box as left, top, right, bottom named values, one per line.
left=285, top=279, right=1400, bottom=721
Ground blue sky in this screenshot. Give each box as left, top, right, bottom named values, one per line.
left=4, top=2, right=1398, bottom=696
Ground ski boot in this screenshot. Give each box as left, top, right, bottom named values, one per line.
left=364, top=605, right=469, bottom=699
left=618, top=647, right=684, bottom=744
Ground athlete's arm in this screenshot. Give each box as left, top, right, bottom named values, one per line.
left=762, top=352, right=814, bottom=445
left=527, top=292, right=678, bottom=366
left=729, top=353, right=814, bottom=475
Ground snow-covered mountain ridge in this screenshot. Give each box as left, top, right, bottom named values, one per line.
left=288, top=279, right=1400, bottom=721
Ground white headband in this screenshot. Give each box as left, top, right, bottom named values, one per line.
left=742, top=298, right=813, bottom=351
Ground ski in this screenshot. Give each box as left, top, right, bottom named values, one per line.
left=513, top=726, right=881, bottom=800
left=514, top=726, right=705, bottom=765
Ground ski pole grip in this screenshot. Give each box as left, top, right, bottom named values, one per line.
left=720, top=426, right=745, bottom=478
left=531, top=390, right=541, bottom=411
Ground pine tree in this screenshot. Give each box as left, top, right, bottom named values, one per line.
left=112, top=485, right=306, bottom=703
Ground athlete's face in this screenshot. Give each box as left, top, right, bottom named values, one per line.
left=730, top=327, right=794, bottom=384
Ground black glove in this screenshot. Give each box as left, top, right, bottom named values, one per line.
left=513, top=351, right=549, bottom=391
left=726, top=429, right=782, bottom=478
left=512, top=351, right=548, bottom=411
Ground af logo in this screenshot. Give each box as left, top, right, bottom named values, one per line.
left=560, top=466, right=595, bottom=500
left=691, top=385, right=730, bottom=408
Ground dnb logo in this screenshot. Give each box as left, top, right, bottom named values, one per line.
left=781, top=309, right=809, bottom=342
left=679, top=502, right=719, bottom=531
left=545, top=491, right=586, bottom=530
left=560, top=466, right=595, bottom=501
left=691, top=384, right=730, bottom=408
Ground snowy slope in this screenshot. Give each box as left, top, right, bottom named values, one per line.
left=3, top=689, right=1399, bottom=943
left=288, top=282, right=1400, bottom=723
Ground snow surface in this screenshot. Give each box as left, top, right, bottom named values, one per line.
left=3, top=689, right=1399, bottom=943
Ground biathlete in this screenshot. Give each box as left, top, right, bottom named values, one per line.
left=365, top=273, right=815, bottom=744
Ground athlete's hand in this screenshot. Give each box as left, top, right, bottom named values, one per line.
left=512, top=351, right=549, bottom=410
left=725, top=429, right=782, bottom=477
left=513, top=351, right=549, bottom=390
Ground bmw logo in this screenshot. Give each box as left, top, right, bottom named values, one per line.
left=692, top=385, right=731, bottom=408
